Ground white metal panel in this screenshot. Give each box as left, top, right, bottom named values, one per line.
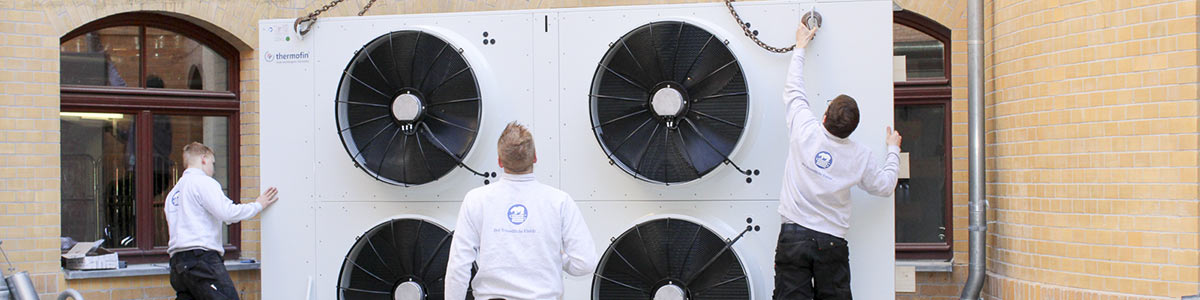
left=796, top=1, right=896, bottom=298
left=259, top=19, right=319, bottom=300
left=308, top=13, right=537, bottom=202
left=260, top=1, right=896, bottom=299
left=532, top=11, right=563, bottom=187
left=556, top=1, right=895, bottom=299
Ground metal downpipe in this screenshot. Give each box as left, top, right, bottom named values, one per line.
left=960, top=0, right=987, bottom=298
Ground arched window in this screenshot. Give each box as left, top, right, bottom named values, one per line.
left=893, top=10, right=953, bottom=260
left=59, top=12, right=241, bottom=263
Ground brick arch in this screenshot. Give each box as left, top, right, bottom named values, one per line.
left=893, top=0, right=967, bottom=30
left=47, top=4, right=258, bottom=51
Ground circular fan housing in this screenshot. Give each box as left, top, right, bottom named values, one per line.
left=590, top=21, right=749, bottom=184
left=592, top=218, right=750, bottom=300
left=337, top=218, right=455, bottom=300
left=336, top=31, right=482, bottom=186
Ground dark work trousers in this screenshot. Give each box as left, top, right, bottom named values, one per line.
left=169, top=249, right=240, bottom=300
left=773, top=223, right=852, bottom=300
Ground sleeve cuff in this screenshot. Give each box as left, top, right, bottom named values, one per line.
left=793, top=48, right=806, bottom=59
left=252, top=202, right=264, bottom=212
left=887, top=145, right=901, bottom=153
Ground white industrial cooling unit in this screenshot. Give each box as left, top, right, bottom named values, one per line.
left=260, top=1, right=894, bottom=299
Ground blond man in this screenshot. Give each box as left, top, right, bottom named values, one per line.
left=446, top=122, right=598, bottom=300
left=165, top=142, right=279, bottom=300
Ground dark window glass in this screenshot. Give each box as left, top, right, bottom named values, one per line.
left=60, top=112, right=138, bottom=249
left=893, top=24, right=945, bottom=80
left=60, top=26, right=141, bottom=87
left=150, top=115, right=230, bottom=247
left=894, top=105, right=947, bottom=244
left=145, top=27, right=229, bottom=91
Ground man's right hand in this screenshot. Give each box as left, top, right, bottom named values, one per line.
left=795, top=23, right=818, bottom=50
left=886, top=127, right=903, bottom=148
left=257, top=187, right=279, bottom=209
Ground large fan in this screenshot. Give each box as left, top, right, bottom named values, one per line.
left=336, top=31, right=484, bottom=186
left=593, top=218, right=751, bottom=300
left=337, top=218, right=469, bottom=300
left=590, top=21, right=750, bottom=184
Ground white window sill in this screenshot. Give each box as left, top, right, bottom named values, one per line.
left=63, top=260, right=260, bottom=280
left=896, top=258, right=953, bottom=273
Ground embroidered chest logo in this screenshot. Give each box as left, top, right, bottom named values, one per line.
left=814, top=151, right=833, bottom=169
left=507, top=204, right=528, bottom=225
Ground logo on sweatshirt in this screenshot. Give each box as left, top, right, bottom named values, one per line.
left=815, top=151, right=833, bottom=169
left=507, top=204, right=528, bottom=225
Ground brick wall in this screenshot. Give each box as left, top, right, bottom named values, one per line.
left=0, top=3, right=69, bottom=298
left=985, top=0, right=1199, bottom=299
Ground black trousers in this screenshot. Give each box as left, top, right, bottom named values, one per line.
left=773, top=223, right=852, bottom=300
left=169, top=249, right=240, bottom=300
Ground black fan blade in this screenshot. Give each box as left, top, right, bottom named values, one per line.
left=339, top=286, right=392, bottom=300
left=678, top=120, right=729, bottom=174
left=613, top=225, right=664, bottom=281
left=595, top=219, right=749, bottom=300
left=629, top=122, right=662, bottom=172
left=685, top=59, right=739, bottom=99
left=339, top=219, right=457, bottom=300
left=343, top=257, right=391, bottom=288
left=605, top=116, right=656, bottom=155
left=373, top=130, right=406, bottom=183
left=417, top=128, right=458, bottom=180
left=418, top=229, right=454, bottom=279
left=363, top=41, right=399, bottom=92
left=673, top=222, right=704, bottom=279
left=337, top=30, right=481, bottom=186
left=590, top=21, right=747, bottom=184
left=415, top=43, right=451, bottom=92
left=665, top=22, right=686, bottom=81
left=634, top=221, right=671, bottom=280
left=387, top=32, right=415, bottom=87
left=683, top=118, right=736, bottom=158
left=363, top=229, right=399, bottom=278
left=388, top=219, right=423, bottom=275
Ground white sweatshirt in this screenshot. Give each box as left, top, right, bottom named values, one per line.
left=778, top=49, right=901, bottom=238
left=445, top=173, right=598, bottom=300
left=165, top=168, right=262, bottom=256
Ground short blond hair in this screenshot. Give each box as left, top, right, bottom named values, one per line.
left=183, top=142, right=214, bottom=167
left=497, top=122, right=535, bottom=173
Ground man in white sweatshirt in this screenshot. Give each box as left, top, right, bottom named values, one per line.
left=773, top=24, right=903, bottom=300
left=446, top=122, right=598, bottom=300
left=165, top=142, right=279, bottom=300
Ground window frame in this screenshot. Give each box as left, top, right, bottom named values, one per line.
left=60, top=12, right=241, bottom=264
left=894, top=10, right=954, bottom=260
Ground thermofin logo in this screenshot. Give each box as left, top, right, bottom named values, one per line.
left=264, top=51, right=310, bottom=64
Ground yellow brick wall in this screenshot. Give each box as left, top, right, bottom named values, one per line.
left=984, top=0, right=1199, bottom=299
left=2, top=0, right=1196, bottom=299
left=0, top=3, right=71, bottom=299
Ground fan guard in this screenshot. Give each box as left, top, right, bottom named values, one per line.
left=592, top=218, right=751, bottom=300
left=336, top=30, right=484, bottom=186
left=337, top=218, right=470, bottom=300
left=590, top=21, right=750, bottom=184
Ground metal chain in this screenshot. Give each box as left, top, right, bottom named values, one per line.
left=294, top=0, right=379, bottom=36
left=357, top=0, right=379, bottom=16
left=723, top=0, right=794, bottom=53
